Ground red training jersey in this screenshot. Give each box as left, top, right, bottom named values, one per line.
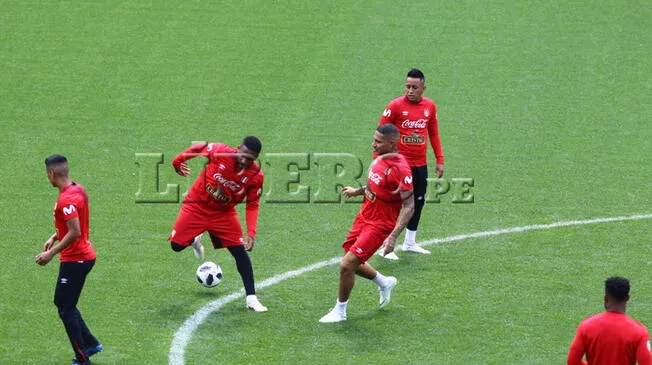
left=357, top=153, right=413, bottom=230
left=568, top=311, right=652, bottom=365
left=172, top=142, right=264, bottom=237
left=54, top=182, right=96, bottom=262
left=378, top=95, right=443, bottom=167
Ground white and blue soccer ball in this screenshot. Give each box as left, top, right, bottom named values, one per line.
left=196, top=261, right=223, bottom=288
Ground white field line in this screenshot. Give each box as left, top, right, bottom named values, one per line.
left=169, top=213, right=652, bottom=365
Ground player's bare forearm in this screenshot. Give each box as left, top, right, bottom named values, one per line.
left=381, top=191, right=414, bottom=254
left=52, top=231, right=79, bottom=254
left=36, top=219, right=80, bottom=265
left=341, top=186, right=365, bottom=198
left=43, top=233, right=57, bottom=250
left=52, top=218, right=81, bottom=254
left=389, top=191, right=415, bottom=240
left=36, top=231, right=78, bottom=265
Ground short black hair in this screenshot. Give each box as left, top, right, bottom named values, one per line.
left=45, top=154, right=68, bottom=167
left=242, top=136, right=262, bottom=154
left=377, top=123, right=399, bottom=140
left=605, top=276, right=630, bottom=301
left=407, top=68, right=425, bottom=82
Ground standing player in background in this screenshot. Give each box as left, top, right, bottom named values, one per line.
left=169, top=136, right=268, bottom=312
left=36, top=155, right=103, bottom=365
left=567, top=277, right=652, bottom=365
left=319, top=124, right=414, bottom=323
left=377, top=68, right=444, bottom=259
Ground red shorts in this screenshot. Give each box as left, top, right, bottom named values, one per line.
left=342, top=215, right=392, bottom=263
left=169, top=204, right=244, bottom=248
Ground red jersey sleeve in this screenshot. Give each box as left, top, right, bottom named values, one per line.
left=398, top=163, right=413, bottom=192
left=428, top=104, right=444, bottom=164
left=244, top=172, right=264, bottom=238
left=58, top=199, right=80, bottom=221
left=567, top=326, right=588, bottom=365
left=379, top=100, right=398, bottom=125
left=171, top=142, right=232, bottom=168
left=636, top=332, right=652, bottom=365
left=172, top=143, right=210, bottom=169
left=384, top=158, right=414, bottom=193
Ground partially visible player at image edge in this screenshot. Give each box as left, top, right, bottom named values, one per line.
left=567, top=276, right=652, bottom=365
left=36, top=155, right=103, bottom=365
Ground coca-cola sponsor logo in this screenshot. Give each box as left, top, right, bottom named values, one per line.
left=213, top=173, right=241, bottom=191
left=401, top=119, right=427, bottom=128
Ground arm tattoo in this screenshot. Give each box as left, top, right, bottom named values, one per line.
left=390, top=190, right=415, bottom=239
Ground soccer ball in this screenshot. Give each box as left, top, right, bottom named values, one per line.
left=196, top=261, right=223, bottom=288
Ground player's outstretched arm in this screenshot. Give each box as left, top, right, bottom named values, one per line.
left=382, top=190, right=414, bottom=255
left=172, top=143, right=211, bottom=176
left=341, top=186, right=365, bottom=198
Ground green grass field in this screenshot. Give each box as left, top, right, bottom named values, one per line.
left=2, top=1, right=651, bottom=364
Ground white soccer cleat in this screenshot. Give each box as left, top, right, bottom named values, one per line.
left=191, top=235, right=205, bottom=260
left=377, top=249, right=400, bottom=260
left=401, top=242, right=431, bottom=255
left=319, top=309, right=347, bottom=323
left=379, top=276, right=398, bottom=308
left=246, top=296, right=268, bottom=312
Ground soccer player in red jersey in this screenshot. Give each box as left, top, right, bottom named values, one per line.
left=568, top=277, right=652, bottom=365
left=319, top=124, right=414, bottom=323
left=169, top=136, right=268, bottom=312
left=377, top=68, right=444, bottom=259
left=36, top=155, right=103, bottom=365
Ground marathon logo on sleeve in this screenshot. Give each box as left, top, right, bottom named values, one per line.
left=401, top=132, right=425, bottom=145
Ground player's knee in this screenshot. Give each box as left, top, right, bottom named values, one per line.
left=228, top=245, right=249, bottom=261
left=57, top=306, right=71, bottom=320
left=170, top=242, right=186, bottom=252
left=339, top=260, right=357, bottom=274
